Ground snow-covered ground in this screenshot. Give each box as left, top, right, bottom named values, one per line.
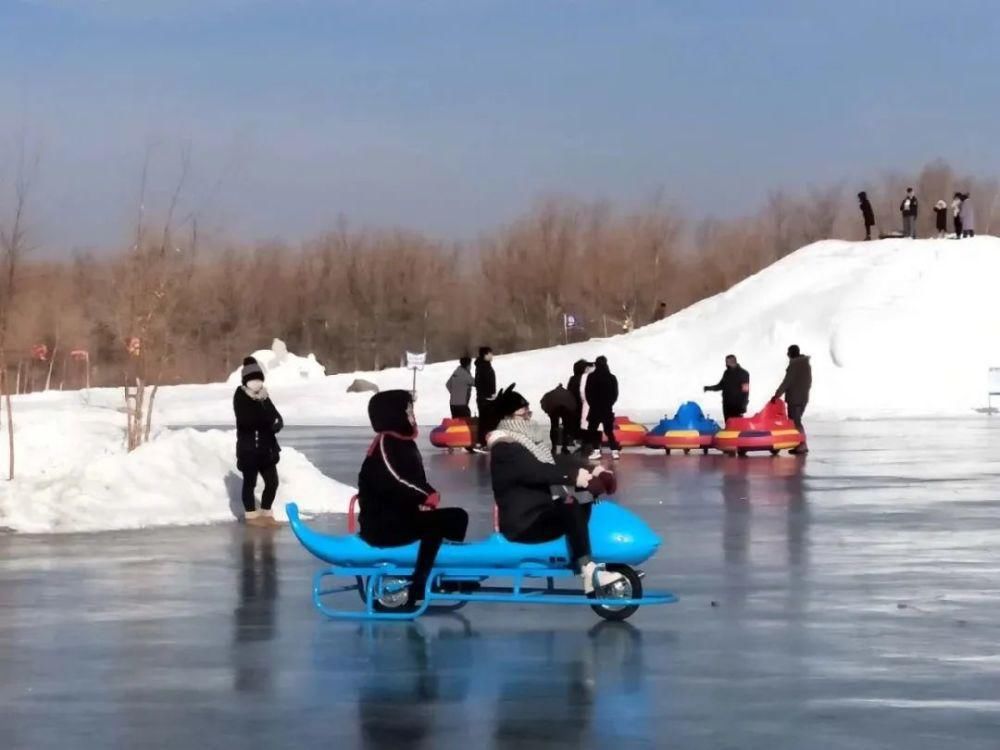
left=0, top=401, right=353, bottom=534
left=50, top=235, right=1000, bottom=427
left=3, top=236, right=998, bottom=533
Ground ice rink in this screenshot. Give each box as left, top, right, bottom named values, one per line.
left=2, top=419, right=999, bottom=749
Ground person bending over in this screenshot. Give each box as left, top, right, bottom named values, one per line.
left=486, top=385, right=623, bottom=595
left=358, top=390, right=469, bottom=609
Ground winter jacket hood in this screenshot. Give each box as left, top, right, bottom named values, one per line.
left=367, top=390, right=415, bottom=437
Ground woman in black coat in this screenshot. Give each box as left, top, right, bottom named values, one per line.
left=234, top=356, right=284, bottom=527
left=486, top=385, right=624, bottom=595
left=358, top=390, right=469, bottom=608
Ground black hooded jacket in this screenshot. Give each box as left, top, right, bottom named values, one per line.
left=474, top=357, right=496, bottom=400
left=900, top=195, right=918, bottom=217
left=585, top=360, right=619, bottom=414
left=859, top=194, right=875, bottom=226
left=358, top=390, right=437, bottom=542
left=705, top=365, right=750, bottom=412
left=233, top=387, right=283, bottom=469
left=490, top=439, right=574, bottom=539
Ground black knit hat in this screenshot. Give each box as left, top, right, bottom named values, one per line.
left=241, top=356, right=264, bottom=386
left=493, top=384, right=529, bottom=419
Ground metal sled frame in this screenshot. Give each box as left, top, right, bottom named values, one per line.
left=311, top=562, right=678, bottom=621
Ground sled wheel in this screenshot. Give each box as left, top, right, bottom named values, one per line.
left=664, top=448, right=670, bottom=455
left=447, top=448, right=454, bottom=454
left=683, top=448, right=690, bottom=455
left=769, top=448, right=779, bottom=456
left=737, top=448, right=748, bottom=457
left=590, top=564, right=642, bottom=622
left=702, top=448, right=710, bottom=455
left=358, top=576, right=411, bottom=611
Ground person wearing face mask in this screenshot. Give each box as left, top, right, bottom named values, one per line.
left=233, top=356, right=284, bottom=528
left=485, top=385, right=624, bottom=595
left=358, top=390, right=470, bottom=610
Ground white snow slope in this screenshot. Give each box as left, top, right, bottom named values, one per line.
left=0, top=402, right=353, bottom=534
left=12, top=237, right=1000, bottom=432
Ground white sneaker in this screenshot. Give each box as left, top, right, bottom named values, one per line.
left=581, top=562, right=624, bottom=595
left=588, top=449, right=602, bottom=461
left=611, top=450, right=621, bottom=460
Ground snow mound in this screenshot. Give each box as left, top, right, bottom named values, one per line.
left=226, top=338, right=326, bottom=386
left=0, top=411, right=352, bottom=533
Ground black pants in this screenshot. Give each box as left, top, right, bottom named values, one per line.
left=864, top=223, right=873, bottom=240
left=722, top=404, right=746, bottom=422
left=476, top=399, right=493, bottom=445
left=241, top=463, right=278, bottom=513
left=363, top=508, right=469, bottom=598
left=549, top=412, right=571, bottom=452
left=787, top=402, right=807, bottom=435
left=509, top=502, right=593, bottom=568
left=450, top=404, right=471, bottom=419
left=587, top=412, right=620, bottom=451
left=955, top=217, right=963, bottom=238
left=964, top=229, right=975, bottom=238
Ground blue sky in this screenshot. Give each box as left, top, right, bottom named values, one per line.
left=0, top=0, right=997, bottom=253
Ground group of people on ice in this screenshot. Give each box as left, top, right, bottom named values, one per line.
left=858, top=188, right=976, bottom=240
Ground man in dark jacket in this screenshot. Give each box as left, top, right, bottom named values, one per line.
left=772, top=345, right=812, bottom=454
left=445, top=356, right=475, bottom=418
left=584, top=355, right=620, bottom=459
left=540, top=383, right=577, bottom=455
left=473, top=346, right=496, bottom=448
left=358, top=390, right=469, bottom=608
left=900, top=187, right=918, bottom=239
left=233, top=356, right=284, bottom=527
left=704, top=354, right=750, bottom=421
left=858, top=191, right=876, bottom=241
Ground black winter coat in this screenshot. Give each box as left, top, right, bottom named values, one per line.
left=585, top=364, right=619, bottom=414
left=775, top=356, right=812, bottom=405
left=540, top=384, right=576, bottom=417
left=358, top=433, right=437, bottom=544
left=706, top=366, right=750, bottom=412
left=234, top=387, right=283, bottom=470
left=859, top=198, right=875, bottom=226
left=490, top=440, right=573, bottom=539
left=900, top=196, right=918, bottom=217
left=474, top=358, right=497, bottom=400
left=935, top=207, right=948, bottom=231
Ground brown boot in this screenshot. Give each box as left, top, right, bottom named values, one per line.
left=258, top=509, right=282, bottom=528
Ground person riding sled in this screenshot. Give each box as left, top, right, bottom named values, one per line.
left=357, top=390, right=470, bottom=610
left=484, top=384, right=623, bottom=595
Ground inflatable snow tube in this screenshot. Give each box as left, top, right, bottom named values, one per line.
left=429, top=417, right=474, bottom=449
left=645, top=401, right=720, bottom=454
left=602, top=416, right=647, bottom=447
left=712, top=399, right=803, bottom=456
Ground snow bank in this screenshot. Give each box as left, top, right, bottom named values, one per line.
left=226, top=338, right=326, bottom=386
left=0, top=405, right=352, bottom=534
left=12, top=237, right=1000, bottom=426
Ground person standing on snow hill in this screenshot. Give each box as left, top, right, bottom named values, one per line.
left=445, top=356, right=475, bottom=419
left=772, top=345, right=812, bottom=455
left=900, top=188, right=918, bottom=239
left=934, top=200, right=948, bottom=239
left=540, top=383, right=577, bottom=455
left=234, top=356, right=284, bottom=528
left=704, top=354, right=750, bottom=421
left=584, top=356, right=621, bottom=460
left=960, top=193, right=975, bottom=238
left=473, top=346, right=497, bottom=449
left=358, top=390, right=470, bottom=611
left=951, top=193, right=965, bottom=239
left=858, top=191, right=876, bottom=241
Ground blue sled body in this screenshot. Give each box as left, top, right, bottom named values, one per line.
left=648, top=401, right=721, bottom=437
left=286, top=501, right=678, bottom=622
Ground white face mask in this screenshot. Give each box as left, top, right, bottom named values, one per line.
left=246, top=379, right=264, bottom=393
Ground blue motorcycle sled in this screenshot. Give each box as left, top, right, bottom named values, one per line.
left=286, top=500, right=678, bottom=622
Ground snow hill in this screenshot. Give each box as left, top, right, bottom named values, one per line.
left=129, top=236, right=1000, bottom=424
